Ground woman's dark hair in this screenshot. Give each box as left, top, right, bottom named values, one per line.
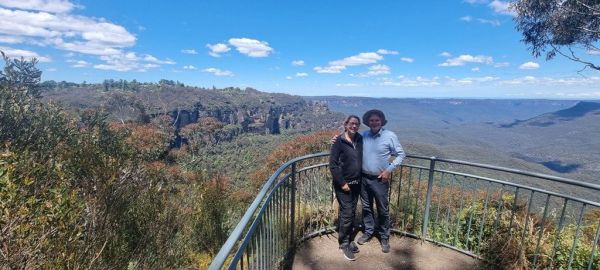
left=362, top=109, right=387, bottom=126
left=343, top=115, right=361, bottom=131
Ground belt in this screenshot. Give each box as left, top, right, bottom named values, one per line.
left=362, top=173, right=379, bottom=180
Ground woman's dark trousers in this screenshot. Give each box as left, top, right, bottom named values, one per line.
left=335, top=183, right=361, bottom=246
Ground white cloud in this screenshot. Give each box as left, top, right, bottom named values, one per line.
left=202, top=67, right=233, bottom=76
left=0, top=0, right=76, bottom=13
left=0, top=4, right=138, bottom=65
left=494, top=62, right=510, bottom=68
left=330, top=52, right=382, bottom=66
left=143, top=54, right=175, bottom=64
left=316, top=52, right=383, bottom=74
left=400, top=57, right=414, bottom=63
left=477, top=18, right=500, bottom=26
left=380, top=76, right=441, bottom=87
left=67, top=59, right=88, bottom=67
left=228, top=38, right=272, bottom=57
left=463, top=0, right=488, bottom=4
left=292, top=60, right=304, bottom=66
left=314, top=65, right=346, bottom=74
left=377, top=49, right=399, bottom=55
left=336, top=83, right=361, bottom=87
left=181, top=49, right=198, bottom=55
left=356, top=64, right=390, bottom=77
left=440, top=51, right=452, bottom=57
left=489, top=0, right=515, bottom=16
left=472, top=67, right=480, bottom=72
left=587, top=49, right=600, bottom=55
left=286, top=76, right=293, bottom=80
left=460, top=16, right=472, bottom=22
left=206, top=43, right=230, bottom=57
left=183, top=65, right=197, bottom=70
left=439, top=54, right=494, bottom=66
left=295, top=72, right=308, bottom=77
left=519, top=61, right=540, bottom=69
left=0, top=46, right=50, bottom=62
left=0, top=35, right=23, bottom=43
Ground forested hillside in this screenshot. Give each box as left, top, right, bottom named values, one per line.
left=0, top=56, right=341, bottom=268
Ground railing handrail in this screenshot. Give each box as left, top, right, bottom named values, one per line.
left=210, top=152, right=599, bottom=269
left=406, top=154, right=600, bottom=191
left=209, top=152, right=329, bottom=270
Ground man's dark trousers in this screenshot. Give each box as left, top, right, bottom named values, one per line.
left=334, top=183, right=360, bottom=246
left=360, top=175, right=390, bottom=240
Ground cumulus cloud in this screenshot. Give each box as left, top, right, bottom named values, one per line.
left=315, top=52, right=383, bottom=74
left=143, top=54, right=175, bottom=64
left=400, top=57, right=414, bottom=63
left=477, top=18, right=500, bottom=26
left=292, top=60, right=304, bottom=66
left=336, top=83, right=361, bottom=87
left=489, top=0, right=515, bottom=16
left=286, top=76, right=293, bottom=80
left=0, top=1, right=183, bottom=71
left=380, top=76, right=441, bottom=87
left=228, top=38, right=272, bottom=57
left=356, top=64, right=390, bottom=77
left=0, top=46, right=50, bottom=62
left=377, top=49, right=399, bottom=55
left=202, top=67, right=233, bottom=76
left=519, top=61, right=540, bottom=69
left=494, top=62, right=510, bottom=68
left=0, top=0, right=76, bottom=13
left=181, top=49, right=198, bottom=54
left=440, top=51, right=452, bottom=57
left=472, top=67, right=480, bottom=72
left=314, top=65, right=346, bottom=74
left=460, top=16, right=472, bottom=22
left=183, top=65, right=197, bottom=70
left=67, top=59, right=88, bottom=67
left=295, top=72, right=308, bottom=77
left=206, top=43, right=230, bottom=57
left=439, top=54, right=494, bottom=66
left=91, top=52, right=172, bottom=72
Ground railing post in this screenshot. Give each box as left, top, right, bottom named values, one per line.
left=422, top=157, right=436, bottom=238
left=289, top=162, right=297, bottom=248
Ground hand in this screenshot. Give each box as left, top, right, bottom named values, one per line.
left=330, top=134, right=340, bottom=144
left=378, top=170, right=391, bottom=183
left=341, top=183, right=350, bottom=192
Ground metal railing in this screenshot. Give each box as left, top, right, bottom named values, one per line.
left=209, top=153, right=600, bottom=270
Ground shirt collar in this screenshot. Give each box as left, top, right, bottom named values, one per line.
left=368, top=128, right=384, bottom=137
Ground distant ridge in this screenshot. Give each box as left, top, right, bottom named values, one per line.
left=500, top=101, right=600, bottom=128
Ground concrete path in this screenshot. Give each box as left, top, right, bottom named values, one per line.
left=291, top=235, right=481, bottom=270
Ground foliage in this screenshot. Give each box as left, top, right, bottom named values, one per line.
left=513, top=0, right=600, bottom=71
left=249, top=129, right=338, bottom=188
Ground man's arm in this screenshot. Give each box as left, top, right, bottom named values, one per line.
left=382, top=132, right=405, bottom=179
left=387, top=132, right=405, bottom=171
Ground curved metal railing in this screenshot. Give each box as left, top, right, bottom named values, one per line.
left=209, top=153, right=600, bottom=270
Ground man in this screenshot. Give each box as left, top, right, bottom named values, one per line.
left=356, top=109, right=405, bottom=253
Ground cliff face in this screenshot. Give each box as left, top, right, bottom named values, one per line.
left=42, top=85, right=343, bottom=145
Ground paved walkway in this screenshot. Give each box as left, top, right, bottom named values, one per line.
left=291, top=235, right=481, bottom=270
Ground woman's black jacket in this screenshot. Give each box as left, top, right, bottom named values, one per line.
left=329, top=133, right=363, bottom=188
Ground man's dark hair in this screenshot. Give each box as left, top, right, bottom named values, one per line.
left=362, top=109, right=387, bottom=126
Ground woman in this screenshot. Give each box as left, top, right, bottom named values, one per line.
left=329, top=115, right=363, bottom=261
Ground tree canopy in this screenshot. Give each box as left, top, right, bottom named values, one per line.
left=513, top=0, right=600, bottom=71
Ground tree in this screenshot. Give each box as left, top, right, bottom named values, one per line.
left=513, top=0, right=600, bottom=71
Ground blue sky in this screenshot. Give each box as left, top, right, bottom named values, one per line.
left=1, top=0, right=599, bottom=99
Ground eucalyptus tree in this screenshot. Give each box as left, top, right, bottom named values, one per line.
left=513, top=0, right=600, bottom=71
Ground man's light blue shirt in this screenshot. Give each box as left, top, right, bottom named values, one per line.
left=362, top=128, right=405, bottom=175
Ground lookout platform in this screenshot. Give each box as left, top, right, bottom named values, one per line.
left=292, top=235, right=480, bottom=270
